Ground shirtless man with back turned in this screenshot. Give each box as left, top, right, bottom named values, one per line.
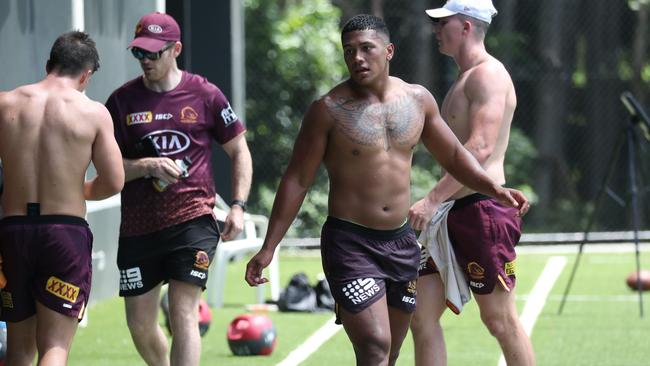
left=0, top=31, right=124, bottom=366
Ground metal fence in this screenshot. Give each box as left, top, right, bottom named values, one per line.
left=245, top=0, right=650, bottom=235
left=0, top=0, right=647, bottom=237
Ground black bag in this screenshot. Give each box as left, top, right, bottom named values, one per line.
left=277, top=272, right=317, bottom=312
left=314, top=277, right=335, bottom=311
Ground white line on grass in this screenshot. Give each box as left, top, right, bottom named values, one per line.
left=276, top=315, right=341, bottom=366
left=497, top=256, right=567, bottom=366
left=522, top=294, right=640, bottom=302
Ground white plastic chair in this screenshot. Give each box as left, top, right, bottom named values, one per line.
left=206, top=195, right=280, bottom=308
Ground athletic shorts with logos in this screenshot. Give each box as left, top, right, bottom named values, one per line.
left=320, top=216, right=419, bottom=323
left=420, top=193, right=521, bottom=294
left=0, top=215, right=93, bottom=322
left=117, top=214, right=219, bottom=296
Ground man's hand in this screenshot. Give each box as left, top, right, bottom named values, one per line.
left=245, top=248, right=275, bottom=286
left=495, top=187, right=530, bottom=217
left=146, top=157, right=182, bottom=184
left=221, top=206, right=244, bottom=241
left=408, top=197, right=441, bottom=231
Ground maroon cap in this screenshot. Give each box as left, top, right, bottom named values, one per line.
left=128, top=12, right=180, bottom=52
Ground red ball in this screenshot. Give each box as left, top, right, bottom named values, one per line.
left=625, top=269, right=650, bottom=291
left=159, top=292, right=212, bottom=337
left=227, top=314, right=277, bottom=356
left=198, top=299, right=212, bottom=336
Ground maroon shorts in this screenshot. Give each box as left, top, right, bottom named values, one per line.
left=320, top=217, right=419, bottom=321
left=442, top=194, right=522, bottom=294
left=0, top=215, right=93, bottom=322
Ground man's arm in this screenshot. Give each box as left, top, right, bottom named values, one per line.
left=409, top=68, right=509, bottom=229
left=84, top=104, right=125, bottom=200
left=245, top=99, right=331, bottom=286
left=220, top=133, right=253, bottom=241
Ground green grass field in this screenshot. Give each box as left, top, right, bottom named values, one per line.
left=69, top=247, right=650, bottom=366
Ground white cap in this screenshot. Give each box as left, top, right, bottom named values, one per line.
left=425, top=0, right=498, bottom=24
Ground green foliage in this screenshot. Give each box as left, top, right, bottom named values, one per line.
left=411, top=127, right=539, bottom=205
left=244, top=0, right=346, bottom=233
left=628, top=0, right=650, bottom=11
left=571, top=36, right=588, bottom=88
left=485, top=31, right=531, bottom=65
left=257, top=169, right=329, bottom=237
left=410, top=159, right=439, bottom=203
left=505, top=127, right=539, bottom=202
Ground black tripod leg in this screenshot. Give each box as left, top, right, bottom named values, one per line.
left=626, top=127, right=644, bottom=317
left=558, top=130, right=627, bottom=315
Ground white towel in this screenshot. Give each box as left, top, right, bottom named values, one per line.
left=418, top=201, right=471, bottom=314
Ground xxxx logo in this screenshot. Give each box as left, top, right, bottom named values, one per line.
left=126, top=111, right=153, bottom=126
left=46, top=276, right=79, bottom=303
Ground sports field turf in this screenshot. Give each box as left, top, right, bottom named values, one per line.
left=69, top=247, right=650, bottom=366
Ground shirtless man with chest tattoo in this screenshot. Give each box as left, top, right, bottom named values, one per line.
left=245, top=14, right=529, bottom=366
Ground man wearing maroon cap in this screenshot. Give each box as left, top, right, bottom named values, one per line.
left=106, top=12, right=252, bottom=366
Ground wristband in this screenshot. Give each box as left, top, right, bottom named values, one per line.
left=231, top=199, right=247, bottom=211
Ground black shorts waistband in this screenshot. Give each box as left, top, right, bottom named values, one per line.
left=325, top=216, right=412, bottom=240
left=0, top=215, right=89, bottom=226
left=452, top=193, right=491, bottom=210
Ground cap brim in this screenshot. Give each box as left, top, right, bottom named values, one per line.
left=128, top=37, right=167, bottom=52
left=425, top=8, right=458, bottom=19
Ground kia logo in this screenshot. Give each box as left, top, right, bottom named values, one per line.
left=147, top=24, right=163, bottom=33
left=144, top=130, right=190, bottom=156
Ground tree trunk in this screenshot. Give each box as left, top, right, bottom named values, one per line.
left=408, top=0, right=433, bottom=88
left=631, top=4, right=648, bottom=101
left=371, top=0, right=384, bottom=19
left=531, top=0, right=578, bottom=223
left=582, top=0, right=628, bottom=229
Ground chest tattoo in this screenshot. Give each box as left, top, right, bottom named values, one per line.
left=325, top=94, right=422, bottom=151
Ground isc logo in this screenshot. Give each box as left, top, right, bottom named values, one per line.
left=401, top=296, right=415, bottom=304
left=190, top=270, right=206, bottom=279
left=143, top=129, right=190, bottom=155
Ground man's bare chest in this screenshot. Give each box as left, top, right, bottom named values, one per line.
left=325, top=94, right=423, bottom=151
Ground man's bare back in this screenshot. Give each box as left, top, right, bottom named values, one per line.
left=0, top=77, right=123, bottom=217
left=441, top=56, right=516, bottom=199
left=0, top=30, right=126, bottom=366
left=321, top=77, right=426, bottom=229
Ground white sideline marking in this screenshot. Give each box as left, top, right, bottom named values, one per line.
left=276, top=316, right=341, bottom=366
left=521, top=294, right=640, bottom=302
left=497, top=256, right=567, bottom=366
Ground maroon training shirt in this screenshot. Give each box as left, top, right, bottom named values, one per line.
left=106, top=71, right=245, bottom=237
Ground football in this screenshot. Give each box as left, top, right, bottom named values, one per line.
left=625, top=269, right=650, bottom=291
left=227, top=314, right=277, bottom=356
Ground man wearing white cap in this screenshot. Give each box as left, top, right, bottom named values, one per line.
left=409, top=1, right=535, bottom=365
